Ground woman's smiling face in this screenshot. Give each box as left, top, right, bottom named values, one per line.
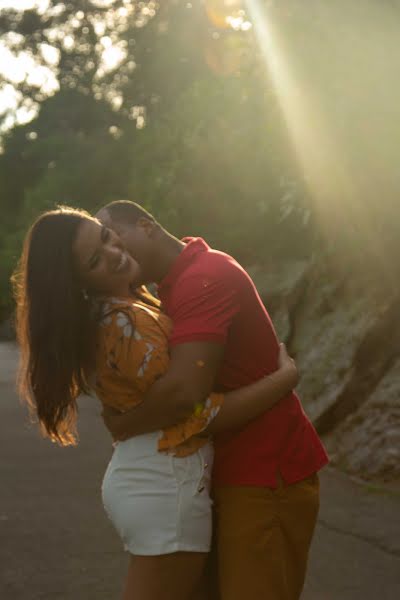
left=73, top=218, right=141, bottom=297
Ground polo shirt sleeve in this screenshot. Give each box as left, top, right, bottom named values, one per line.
left=168, top=274, right=240, bottom=346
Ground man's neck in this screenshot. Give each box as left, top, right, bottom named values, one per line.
left=153, top=231, right=185, bottom=283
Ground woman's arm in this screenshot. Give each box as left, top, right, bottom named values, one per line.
left=205, top=343, right=298, bottom=435
left=103, top=343, right=298, bottom=441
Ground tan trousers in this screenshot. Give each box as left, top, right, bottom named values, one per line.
left=213, top=474, right=320, bottom=600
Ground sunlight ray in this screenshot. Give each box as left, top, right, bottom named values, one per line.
left=245, top=0, right=394, bottom=279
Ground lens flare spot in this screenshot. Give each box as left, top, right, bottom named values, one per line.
left=205, top=0, right=245, bottom=30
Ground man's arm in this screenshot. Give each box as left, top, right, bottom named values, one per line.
left=205, top=343, right=297, bottom=434
left=104, top=342, right=299, bottom=441
left=103, top=271, right=238, bottom=439
left=103, top=341, right=224, bottom=440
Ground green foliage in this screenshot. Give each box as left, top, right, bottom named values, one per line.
left=2, top=1, right=398, bottom=319
left=125, top=74, right=310, bottom=261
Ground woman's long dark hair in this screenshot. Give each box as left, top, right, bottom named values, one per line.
left=13, top=207, right=98, bottom=446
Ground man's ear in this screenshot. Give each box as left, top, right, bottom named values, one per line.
left=136, top=217, right=157, bottom=237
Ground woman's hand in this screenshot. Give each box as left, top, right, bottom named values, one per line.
left=277, top=343, right=299, bottom=389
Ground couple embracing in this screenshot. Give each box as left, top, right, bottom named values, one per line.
left=15, top=200, right=328, bottom=600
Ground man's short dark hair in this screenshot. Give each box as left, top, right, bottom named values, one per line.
left=102, top=200, right=156, bottom=225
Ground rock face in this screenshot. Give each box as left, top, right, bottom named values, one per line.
left=248, top=259, right=400, bottom=482
left=324, top=359, right=400, bottom=480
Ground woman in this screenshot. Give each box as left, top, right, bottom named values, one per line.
left=14, top=206, right=298, bottom=600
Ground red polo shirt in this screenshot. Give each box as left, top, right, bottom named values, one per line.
left=158, top=238, right=328, bottom=487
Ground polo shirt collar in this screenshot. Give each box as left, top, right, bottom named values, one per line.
left=158, top=237, right=209, bottom=293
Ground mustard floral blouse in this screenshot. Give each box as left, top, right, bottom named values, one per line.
left=94, top=296, right=223, bottom=457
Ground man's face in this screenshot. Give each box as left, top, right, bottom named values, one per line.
left=96, top=208, right=155, bottom=282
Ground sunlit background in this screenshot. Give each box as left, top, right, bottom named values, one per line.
left=2, top=12, right=400, bottom=581
left=1, top=0, right=400, bottom=316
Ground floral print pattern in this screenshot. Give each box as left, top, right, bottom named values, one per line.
left=95, top=297, right=223, bottom=456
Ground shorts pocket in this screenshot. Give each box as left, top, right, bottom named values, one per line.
left=171, top=445, right=214, bottom=497
left=171, top=451, right=202, bottom=486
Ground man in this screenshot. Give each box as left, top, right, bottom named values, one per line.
left=96, top=200, right=328, bottom=600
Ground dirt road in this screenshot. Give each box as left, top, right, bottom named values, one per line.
left=1, top=342, right=399, bottom=599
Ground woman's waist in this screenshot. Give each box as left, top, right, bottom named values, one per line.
left=112, top=431, right=213, bottom=461
left=112, top=430, right=162, bottom=458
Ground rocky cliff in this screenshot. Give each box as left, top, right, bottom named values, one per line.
left=247, top=259, right=400, bottom=482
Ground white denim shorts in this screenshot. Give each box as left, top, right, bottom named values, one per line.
left=102, top=432, right=214, bottom=555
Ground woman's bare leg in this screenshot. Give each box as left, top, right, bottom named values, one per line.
left=123, top=551, right=207, bottom=600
